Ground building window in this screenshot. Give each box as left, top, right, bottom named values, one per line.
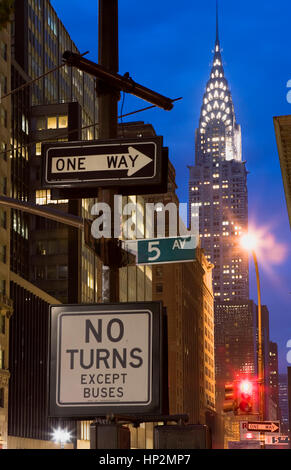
left=0, top=73, right=7, bottom=95
left=58, top=115, right=68, bottom=128
left=35, top=142, right=42, bottom=155
left=0, top=245, right=6, bottom=264
left=156, top=284, right=163, bottom=293
left=34, top=266, right=45, bottom=280
left=36, top=117, right=46, bottom=130
left=0, top=314, right=5, bottom=335
left=0, top=107, right=7, bottom=128
left=36, top=189, right=68, bottom=205
left=0, top=177, right=7, bottom=195
left=36, top=115, right=68, bottom=131
left=0, top=349, right=4, bottom=369
left=0, top=388, right=4, bottom=408
left=0, top=41, right=7, bottom=61
left=47, top=116, right=57, bottom=129
left=47, top=266, right=57, bottom=280
left=0, top=142, right=7, bottom=161
left=0, top=209, right=6, bottom=229
left=22, top=114, right=29, bottom=134
left=58, top=265, right=68, bottom=280
left=155, top=267, right=163, bottom=279
left=0, top=280, right=5, bottom=294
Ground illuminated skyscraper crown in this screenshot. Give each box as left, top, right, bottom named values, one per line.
left=196, top=2, right=242, bottom=163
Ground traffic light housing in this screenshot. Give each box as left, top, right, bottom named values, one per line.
left=223, top=382, right=236, bottom=413
left=237, top=379, right=253, bottom=414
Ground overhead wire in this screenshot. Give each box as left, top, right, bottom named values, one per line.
left=0, top=53, right=182, bottom=160
left=0, top=97, right=182, bottom=160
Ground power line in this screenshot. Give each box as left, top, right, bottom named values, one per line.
left=0, top=63, right=66, bottom=102
left=0, top=51, right=90, bottom=102
left=0, top=97, right=182, bottom=160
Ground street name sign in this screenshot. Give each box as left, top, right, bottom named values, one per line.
left=137, top=236, right=198, bottom=266
left=49, top=302, right=165, bottom=418
left=42, top=137, right=165, bottom=192
left=265, top=435, right=289, bottom=446
left=247, top=421, right=280, bottom=433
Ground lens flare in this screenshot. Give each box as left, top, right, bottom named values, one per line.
left=240, top=224, right=288, bottom=266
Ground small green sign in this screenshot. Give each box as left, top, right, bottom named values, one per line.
left=137, top=236, right=197, bottom=265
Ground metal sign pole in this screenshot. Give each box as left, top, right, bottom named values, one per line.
left=90, top=0, right=124, bottom=448
left=97, top=0, right=120, bottom=304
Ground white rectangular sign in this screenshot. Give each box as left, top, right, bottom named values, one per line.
left=49, top=302, right=164, bottom=418
left=239, top=421, right=260, bottom=440
left=56, top=310, right=152, bottom=407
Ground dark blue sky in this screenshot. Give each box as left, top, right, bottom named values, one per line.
left=51, top=0, right=291, bottom=373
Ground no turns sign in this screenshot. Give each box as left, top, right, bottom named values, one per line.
left=48, top=302, right=166, bottom=418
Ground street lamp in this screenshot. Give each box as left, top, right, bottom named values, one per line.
left=52, top=427, right=72, bottom=449
left=240, top=233, right=264, bottom=420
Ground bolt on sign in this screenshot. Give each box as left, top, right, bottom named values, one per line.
left=48, top=302, right=165, bottom=418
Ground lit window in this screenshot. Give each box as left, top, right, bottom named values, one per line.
left=47, top=117, right=57, bottom=129
left=36, top=117, right=46, bottom=130
left=58, top=115, right=68, bottom=128
left=36, top=190, right=68, bottom=205
left=22, top=114, right=29, bottom=134
left=36, top=142, right=42, bottom=156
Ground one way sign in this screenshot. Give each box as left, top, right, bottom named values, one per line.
left=42, top=137, right=164, bottom=191
left=247, top=421, right=280, bottom=433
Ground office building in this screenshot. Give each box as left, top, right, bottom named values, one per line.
left=11, top=0, right=99, bottom=295
left=187, top=10, right=257, bottom=445
left=279, top=374, right=289, bottom=434
left=119, top=121, right=216, bottom=424
left=0, top=20, right=13, bottom=450
left=268, top=341, right=279, bottom=420
left=8, top=0, right=101, bottom=448
left=8, top=274, right=75, bottom=449
left=215, top=300, right=258, bottom=403
left=188, top=13, right=249, bottom=303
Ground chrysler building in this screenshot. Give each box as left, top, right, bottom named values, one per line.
left=188, top=7, right=249, bottom=303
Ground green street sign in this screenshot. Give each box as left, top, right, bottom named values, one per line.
left=137, top=236, right=197, bottom=265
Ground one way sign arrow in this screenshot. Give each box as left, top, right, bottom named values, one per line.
left=247, top=421, right=280, bottom=433
left=42, top=137, right=165, bottom=192
left=51, top=147, right=152, bottom=177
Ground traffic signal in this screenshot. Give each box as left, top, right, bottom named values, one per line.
left=237, top=379, right=253, bottom=414
left=223, top=382, right=236, bottom=413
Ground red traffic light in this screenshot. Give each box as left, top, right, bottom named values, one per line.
left=239, top=380, right=253, bottom=397
left=237, top=379, right=253, bottom=414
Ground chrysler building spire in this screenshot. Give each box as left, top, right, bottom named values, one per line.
left=189, top=3, right=249, bottom=302
left=195, top=3, right=242, bottom=164
left=216, top=0, right=219, bottom=47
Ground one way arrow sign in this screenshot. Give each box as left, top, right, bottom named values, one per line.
left=51, top=146, right=152, bottom=177
left=42, top=137, right=165, bottom=192
left=247, top=421, right=280, bottom=433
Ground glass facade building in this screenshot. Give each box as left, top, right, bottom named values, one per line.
left=0, top=20, right=13, bottom=450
